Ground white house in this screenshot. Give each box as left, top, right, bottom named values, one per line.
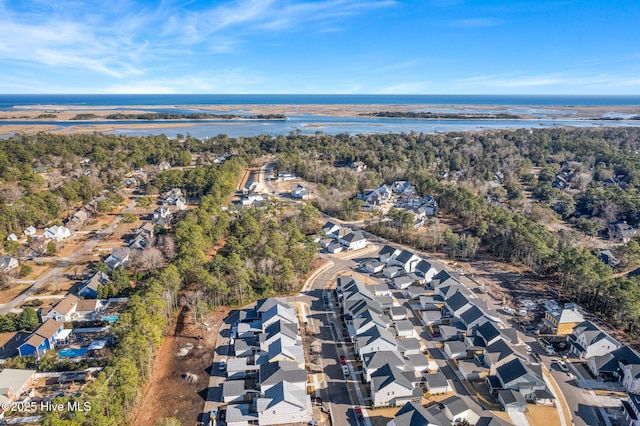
left=254, top=381, right=312, bottom=425
left=41, top=294, right=80, bottom=322
left=414, top=260, right=438, bottom=282
left=393, top=276, right=414, bottom=290
left=23, top=226, right=37, bottom=237
left=104, top=247, right=130, bottom=270
left=321, top=221, right=341, bottom=237
left=443, top=341, right=468, bottom=360
left=44, top=225, right=71, bottom=241
left=290, top=185, right=310, bottom=200
left=424, top=372, right=452, bottom=395
left=0, top=255, right=19, bottom=272
left=622, top=365, right=640, bottom=393
left=379, top=245, right=401, bottom=264
left=623, top=393, right=640, bottom=426
left=356, top=324, right=398, bottom=355
left=338, top=230, right=367, bottom=251
left=390, top=250, right=421, bottom=273
left=370, top=364, right=422, bottom=407
left=569, top=321, right=621, bottom=359
left=6, top=233, right=17, bottom=241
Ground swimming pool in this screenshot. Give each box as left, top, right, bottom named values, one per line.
left=58, top=348, right=88, bottom=358
left=102, top=315, right=119, bottom=323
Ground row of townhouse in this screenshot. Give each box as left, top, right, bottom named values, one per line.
left=428, top=270, right=556, bottom=411
left=320, top=222, right=367, bottom=252
left=222, top=298, right=313, bottom=426
left=337, top=275, right=439, bottom=408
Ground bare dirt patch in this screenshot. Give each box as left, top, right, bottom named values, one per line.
left=132, top=305, right=230, bottom=426
left=0, top=284, right=31, bottom=304
left=525, top=404, right=562, bottom=426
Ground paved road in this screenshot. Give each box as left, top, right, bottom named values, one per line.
left=0, top=200, right=136, bottom=315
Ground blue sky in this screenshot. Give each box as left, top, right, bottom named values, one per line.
left=1, top=0, right=639, bottom=94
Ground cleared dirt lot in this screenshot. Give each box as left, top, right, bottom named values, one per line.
left=133, top=305, right=230, bottom=426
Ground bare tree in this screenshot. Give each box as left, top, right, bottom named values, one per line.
left=156, top=234, right=176, bottom=261
left=0, top=187, right=25, bottom=205
left=130, top=247, right=166, bottom=273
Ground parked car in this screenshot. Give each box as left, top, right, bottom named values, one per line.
left=340, top=355, right=347, bottom=364
left=342, top=365, right=350, bottom=377
left=524, top=344, right=532, bottom=352
left=355, top=406, right=364, bottom=420
left=219, top=359, right=227, bottom=371
left=556, top=360, right=569, bottom=371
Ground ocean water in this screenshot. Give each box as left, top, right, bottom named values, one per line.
left=2, top=94, right=640, bottom=138
left=2, top=94, right=640, bottom=109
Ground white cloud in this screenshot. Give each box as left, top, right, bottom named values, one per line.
left=377, top=81, right=430, bottom=94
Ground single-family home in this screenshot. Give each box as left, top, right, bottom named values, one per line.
left=622, top=363, right=640, bottom=393
left=104, top=247, right=130, bottom=270
left=498, top=389, right=527, bottom=413
left=0, top=369, right=37, bottom=409
left=0, top=255, right=19, bottom=272
left=431, top=270, right=461, bottom=290
left=387, top=401, right=444, bottom=426
left=405, top=285, right=426, bottom=300
left=361, top=351, right=406, bottom=382
left=424, top=372, right=452, bottom=395
left=41, top=294, right=80, bottom=322
left=27, top=237, right=51, bottom=257
left=258, top=361, right=307, bottom=392
left=543, top=301, right=584, bottom=335
left=443, top=341, right=468, bottom=360
left=350, top=161, right=367, bottom=172
left=370, top=363, right=422, bottom=407
left=395, top=320, right=415, bottom=337
left=277, top=171, right=296, bottom=181
left=379, top=245, right=401, bottom=264
left=260, top=303, right=298, bottom=329
left=392, top=181, right=416, bottom=195
left=6, top=233, right=17, bottom=241
left=226, top=403, right=258, bottom=426
left=588, top=346, right=640, bottom=386
left=254, top=381, right=313, bottom=425
left=489, top=358, right=548, bottom=401
left=414, top=260, right=438, bottom=282
left=18, top=320, right=67, bottom=359
left=569, top=321, right=621, bottom=359
left=622, top=393, right=640, bottom=426
left=43, top=225, right=71, bottom=241
left=356, top=324, right=398, bottom=355
left=364, top=260, right=385, bottom=274
left=439, top=395, right=480, bottom=425
left=384, top=266, right=404, bottom=279
left=338, top=230, right=367, bottom=251
left=321, top=221, right=341, bottom=237
left=223, top=380, right=249, bottom=403
left=475, top=321, right=518, bottom=347
left=444, top=291, right=474, bottom=318
left=152, top=207, right=173, bottom=227
left=163, top=188, right=186, bottom=209
left=78, top=271, right=110, bottom=298
left=389, top=306, right=408, bottom=321
left=609, top=221, right=640, bottom=243
left=390, top=250, right=421, bottom=273
left=397, top=337, right=424, bottom=356
left=439, top=324, right=466, bottom=341
left=290, top=185, right=310, bottom=199
left=393, top=276, right=414, bottom=290
left=458, top=358, right=490, bottom=381
left=226, top=357, right=260, bottom=380
left=23, top=226, right=37, bottom=237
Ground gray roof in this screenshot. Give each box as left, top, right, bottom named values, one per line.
left=392, top=401, right=444, bottom=426
left=405, top=354, right=429, bottom=370
left=390, top=306, right=408, bottom=317
left=446, top=291, right=472, bottom=312
left=485, top=339, right=515, bottom=362
left=256, top=297, right=295, bottom=314
left=342, top=230, right=366, bottom=243
left=379, top=245, right=400, bottom=257
left=415, top=260, right=435, bottom=275
left=362, top=350, right=405, bottom=371
left=259, top=360, right=307, bottom=387
left=358, top=324, right=397, bottom=348
left=439, top=395, right=472, bottom=417
left=395, top=249, right=418, bottom=264
left=256, top=380, right=309, bottom=411
left=261, top=319, right=299, bottom=342
left=397, top=337, right=422, bottom=352
left=371, top=363, right=414, bottom=392
left=498, top=389, right=527, bottom=406
left=460, top=306, right=486, bottom=325
left=225, top=404, right=258, bottom=423
left=395, top=319, right=415, bottom=333
left=496, top=358, right=544, bottom=387
left=475, top=321, right=502, bottom=345
left=443, top=341, right=468, bottom=355
left=424, top=372, right=449, bottom=389
left=223, top=379, right=247, bottom=398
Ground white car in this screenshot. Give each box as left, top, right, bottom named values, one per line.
left=342, top=365, right=350, bottom=378
left=524, top=344, right=532, bottom=352
left=219, top=359, right=227, bottom=371
left=557, top=360, right=569, bottom=371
